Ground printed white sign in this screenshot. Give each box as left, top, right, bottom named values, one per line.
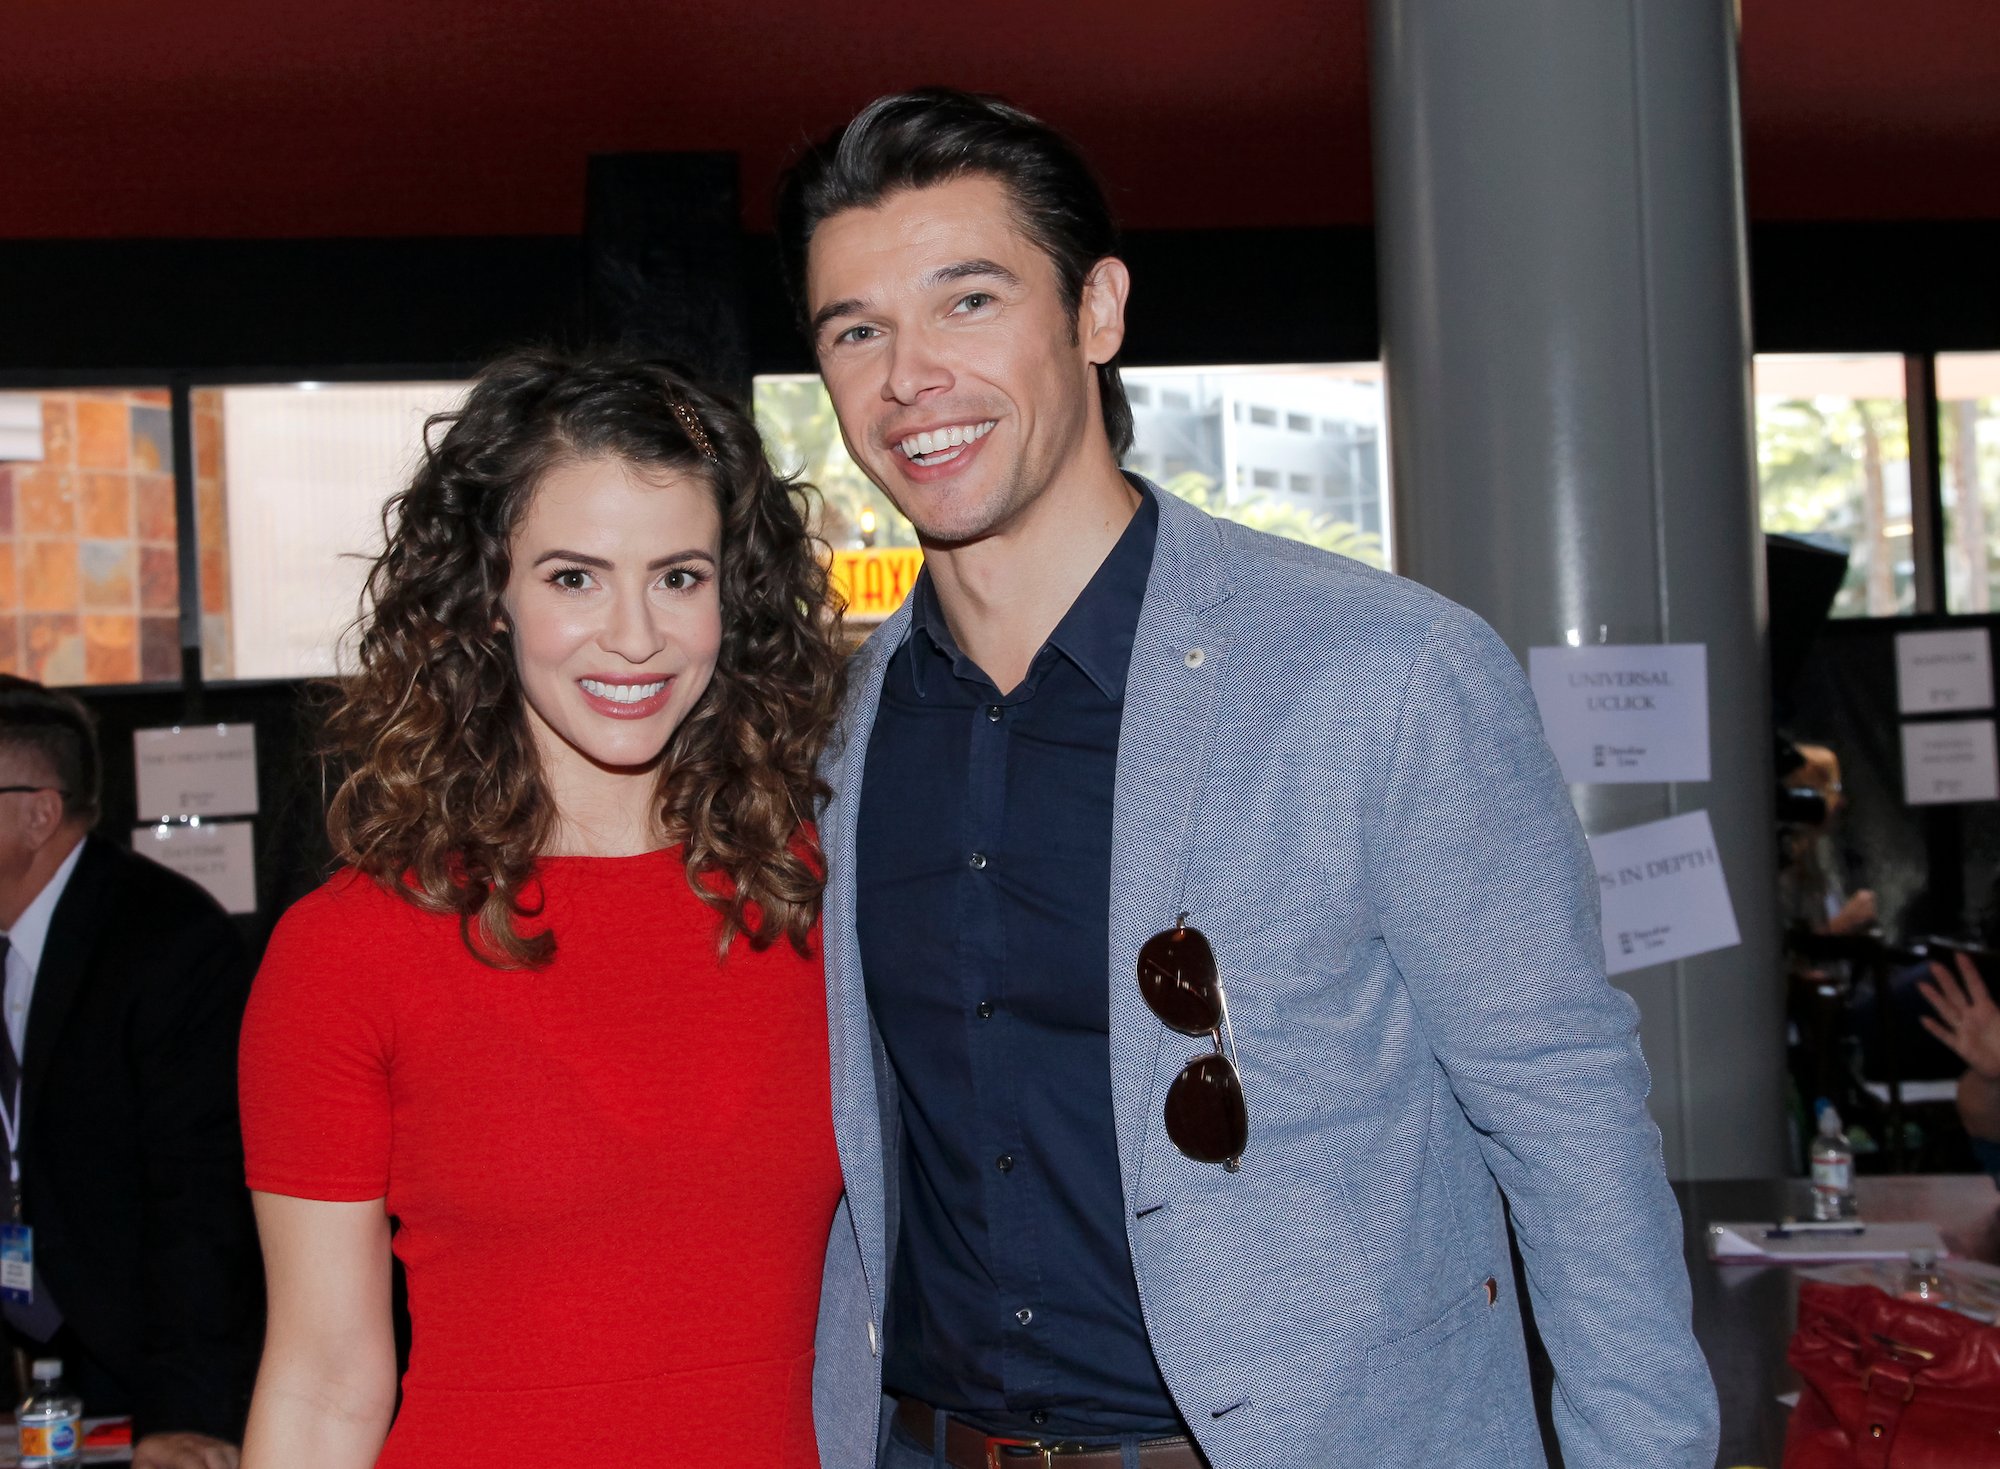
left=134, top=724, right=258, bottom=819
left=1895, top=628, right=1994, bottom=714
left=1587, top=810, right=1742, bottom=977
left=1901, top=719, right=2000, bottom=806
left=134, top=820, right=257, bottom=914
left=1528, top=644, right=1711, bottom=784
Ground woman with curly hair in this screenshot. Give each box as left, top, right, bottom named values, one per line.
left=236, top=351, right=845, bottom=1469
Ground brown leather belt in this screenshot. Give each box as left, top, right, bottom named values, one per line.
left=893, top=1396, right=1208, bottom=1469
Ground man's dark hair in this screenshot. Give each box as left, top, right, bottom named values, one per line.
left=0, top=675, right=101, bottom=825
left=776, top=88, right=1134, bottom=459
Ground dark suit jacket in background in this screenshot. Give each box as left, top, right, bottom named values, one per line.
left=17, top=834, right=262, bottom=1439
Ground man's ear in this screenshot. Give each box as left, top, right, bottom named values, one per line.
left=21, top=788, right=65, bottom=853
left=1079, top=257, right=1130, bottom=368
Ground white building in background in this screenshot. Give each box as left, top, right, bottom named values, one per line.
left=1121, top=364, right=1390, bottom=547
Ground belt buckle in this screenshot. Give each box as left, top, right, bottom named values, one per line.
left=984, top=1437, right=1085, bottom=1468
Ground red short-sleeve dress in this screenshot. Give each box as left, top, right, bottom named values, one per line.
left=238, top=850, right=842, bottom=1468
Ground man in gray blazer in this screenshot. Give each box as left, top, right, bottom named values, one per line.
left=779, top=88, right=1719, bottom=1469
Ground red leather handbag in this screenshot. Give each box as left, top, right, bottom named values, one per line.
left=1783, top=1280, right=2000, bottom=1467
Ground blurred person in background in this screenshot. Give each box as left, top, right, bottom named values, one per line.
left=0, top=676, right=260, bottom=1469
left=1918, top=881, right=2000, bottom=1183
left=236, top=353, right=846, bottom=1469
left=1776, top=739, right=1877, bottom=941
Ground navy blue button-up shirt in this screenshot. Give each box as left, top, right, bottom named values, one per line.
left=857, top=487, right=1183, bottom=1437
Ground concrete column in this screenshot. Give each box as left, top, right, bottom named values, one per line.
left=1370, top=0, right=1784, bottom=1177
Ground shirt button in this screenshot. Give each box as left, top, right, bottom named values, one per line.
left=1030, top=1411, right=1049, bottom=1427
left=986, top=704, right=1003, bottom=722
left=996, top=1154, right=1014, bottom=1173
left=976, top=1001, right=995, bottom=1020
left=968, top=852, right=988, bottom=870
left=1016, top=1308, right=1033, bottom=1326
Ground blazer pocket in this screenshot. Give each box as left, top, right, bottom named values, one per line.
left=1362, top=1277, right=1495, bottom=1374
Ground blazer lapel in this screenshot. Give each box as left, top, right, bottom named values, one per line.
left=1108, top=490, right=1234, bottom=1200
left=21, top=836, right=113, bottom=1136
left=820, top=603, right=914, bottom=1324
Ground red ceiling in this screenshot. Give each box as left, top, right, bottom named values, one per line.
left=2, top=0, right=1995, bottom=240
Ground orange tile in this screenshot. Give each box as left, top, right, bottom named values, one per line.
left=83, top=615, right=140, bottom=684
left=40, top=398, right=73, bottom=465
left=136, top=475, right=178, bottom=542
left=73, top=397, right=129, bottom=470
left=80, top=541, right=136, bottom=609
left=194, top=412, right=223, bottom=482
left=195, top=476, right=228, bottom=549
left=0, top=542, right=15, bottom=611
left=130, top=406, right=171, bottom=474
left=21, top=541, right=79, bottom=612
left=139, top=546, right=179, bottom=612
left=24, top=615, right=82, bottom=685
left=132, top=390, right=170, bottom=407
left=79, top=472, right=132, bottom=539
left=18, top=469, right=74, bottom=536
left=0, top=470, right=11, bottom=536
left=140, top=616, right=181, bottom=683
left=199, top=544, right=229, bottom=615
left=200, top=614, right=232, bottom=680
left=0, top=616, right=19, bottom=676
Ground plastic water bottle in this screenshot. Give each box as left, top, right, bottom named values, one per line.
left=1808, top=1101, right=1855, bottom=1222
left=16, top=1357, right=82, bottom=1466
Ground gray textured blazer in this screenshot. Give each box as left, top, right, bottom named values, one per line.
left=811, top=484, right=1719, bottom=1469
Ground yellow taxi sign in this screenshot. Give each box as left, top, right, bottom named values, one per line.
left=831, top=547, right=924, bottom=619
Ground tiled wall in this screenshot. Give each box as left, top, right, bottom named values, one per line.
left=0, top=390, right=187, bottom=685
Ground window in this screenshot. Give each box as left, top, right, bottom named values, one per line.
left=1121, top=364, right=1390, bottom=568
left=1127, top=383, right=1152, bottom=408
left=0, top=387, right=181, bottom=685
left=190, top=382, right=471, bottom=679
left=1938, top=352, right=2000, bottom=613
left=1126, top=452, right=1152, bottom=474
left=1162, top=389, right=1193, bottom=413
left=1754, top=354, right=1913, bottom=617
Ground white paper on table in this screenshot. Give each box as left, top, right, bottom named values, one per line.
left=1527, top=644, right=1710, bottom=784
left=134, top=723, right=259, bottom=819
left=1896, top=627, right=1995, bottom=714
left=1900, top=719, right=2000, bottom=806
left=1587, top=810, right=1741, bottom=976
left=1707, top=1219, right=1946, bottom=1264
left=133, top=820, right=257, bottom=914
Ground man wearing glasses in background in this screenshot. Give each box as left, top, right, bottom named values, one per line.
left=0, top=678, right=260, bottom=1469
left=782, top=90, right=1718, bottom=1469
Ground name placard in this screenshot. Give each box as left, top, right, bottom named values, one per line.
left=134, top=724, right=258, bottom=819
left=1895, top=628, right=1994, bottom=714
left=134, top=820, right=257, bottom=914
left=1528, top=644, right=1710, bottom=784
left=1587, top=810, right=1742, bottom=977
left=1901, top=719, right=2000, bottom=806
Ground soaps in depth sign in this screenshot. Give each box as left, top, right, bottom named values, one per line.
left=1587, top=810, right=1742, bottom=977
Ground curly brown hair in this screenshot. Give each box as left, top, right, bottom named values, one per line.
left=323, top=350, right=845, bottom=966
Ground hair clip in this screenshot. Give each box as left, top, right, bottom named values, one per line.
left=669, top=389, right=719, bottom=462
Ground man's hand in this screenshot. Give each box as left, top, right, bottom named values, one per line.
left=1919, top=950, right=2000, bottom=1081
left=133, top=1432, right=240, bottom=1469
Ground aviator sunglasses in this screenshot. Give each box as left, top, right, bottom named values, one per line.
left=1136, top=916, right=1248, bottom=1171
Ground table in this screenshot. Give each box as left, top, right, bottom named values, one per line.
left=1673, top=1173, right=2000, bottom=1468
